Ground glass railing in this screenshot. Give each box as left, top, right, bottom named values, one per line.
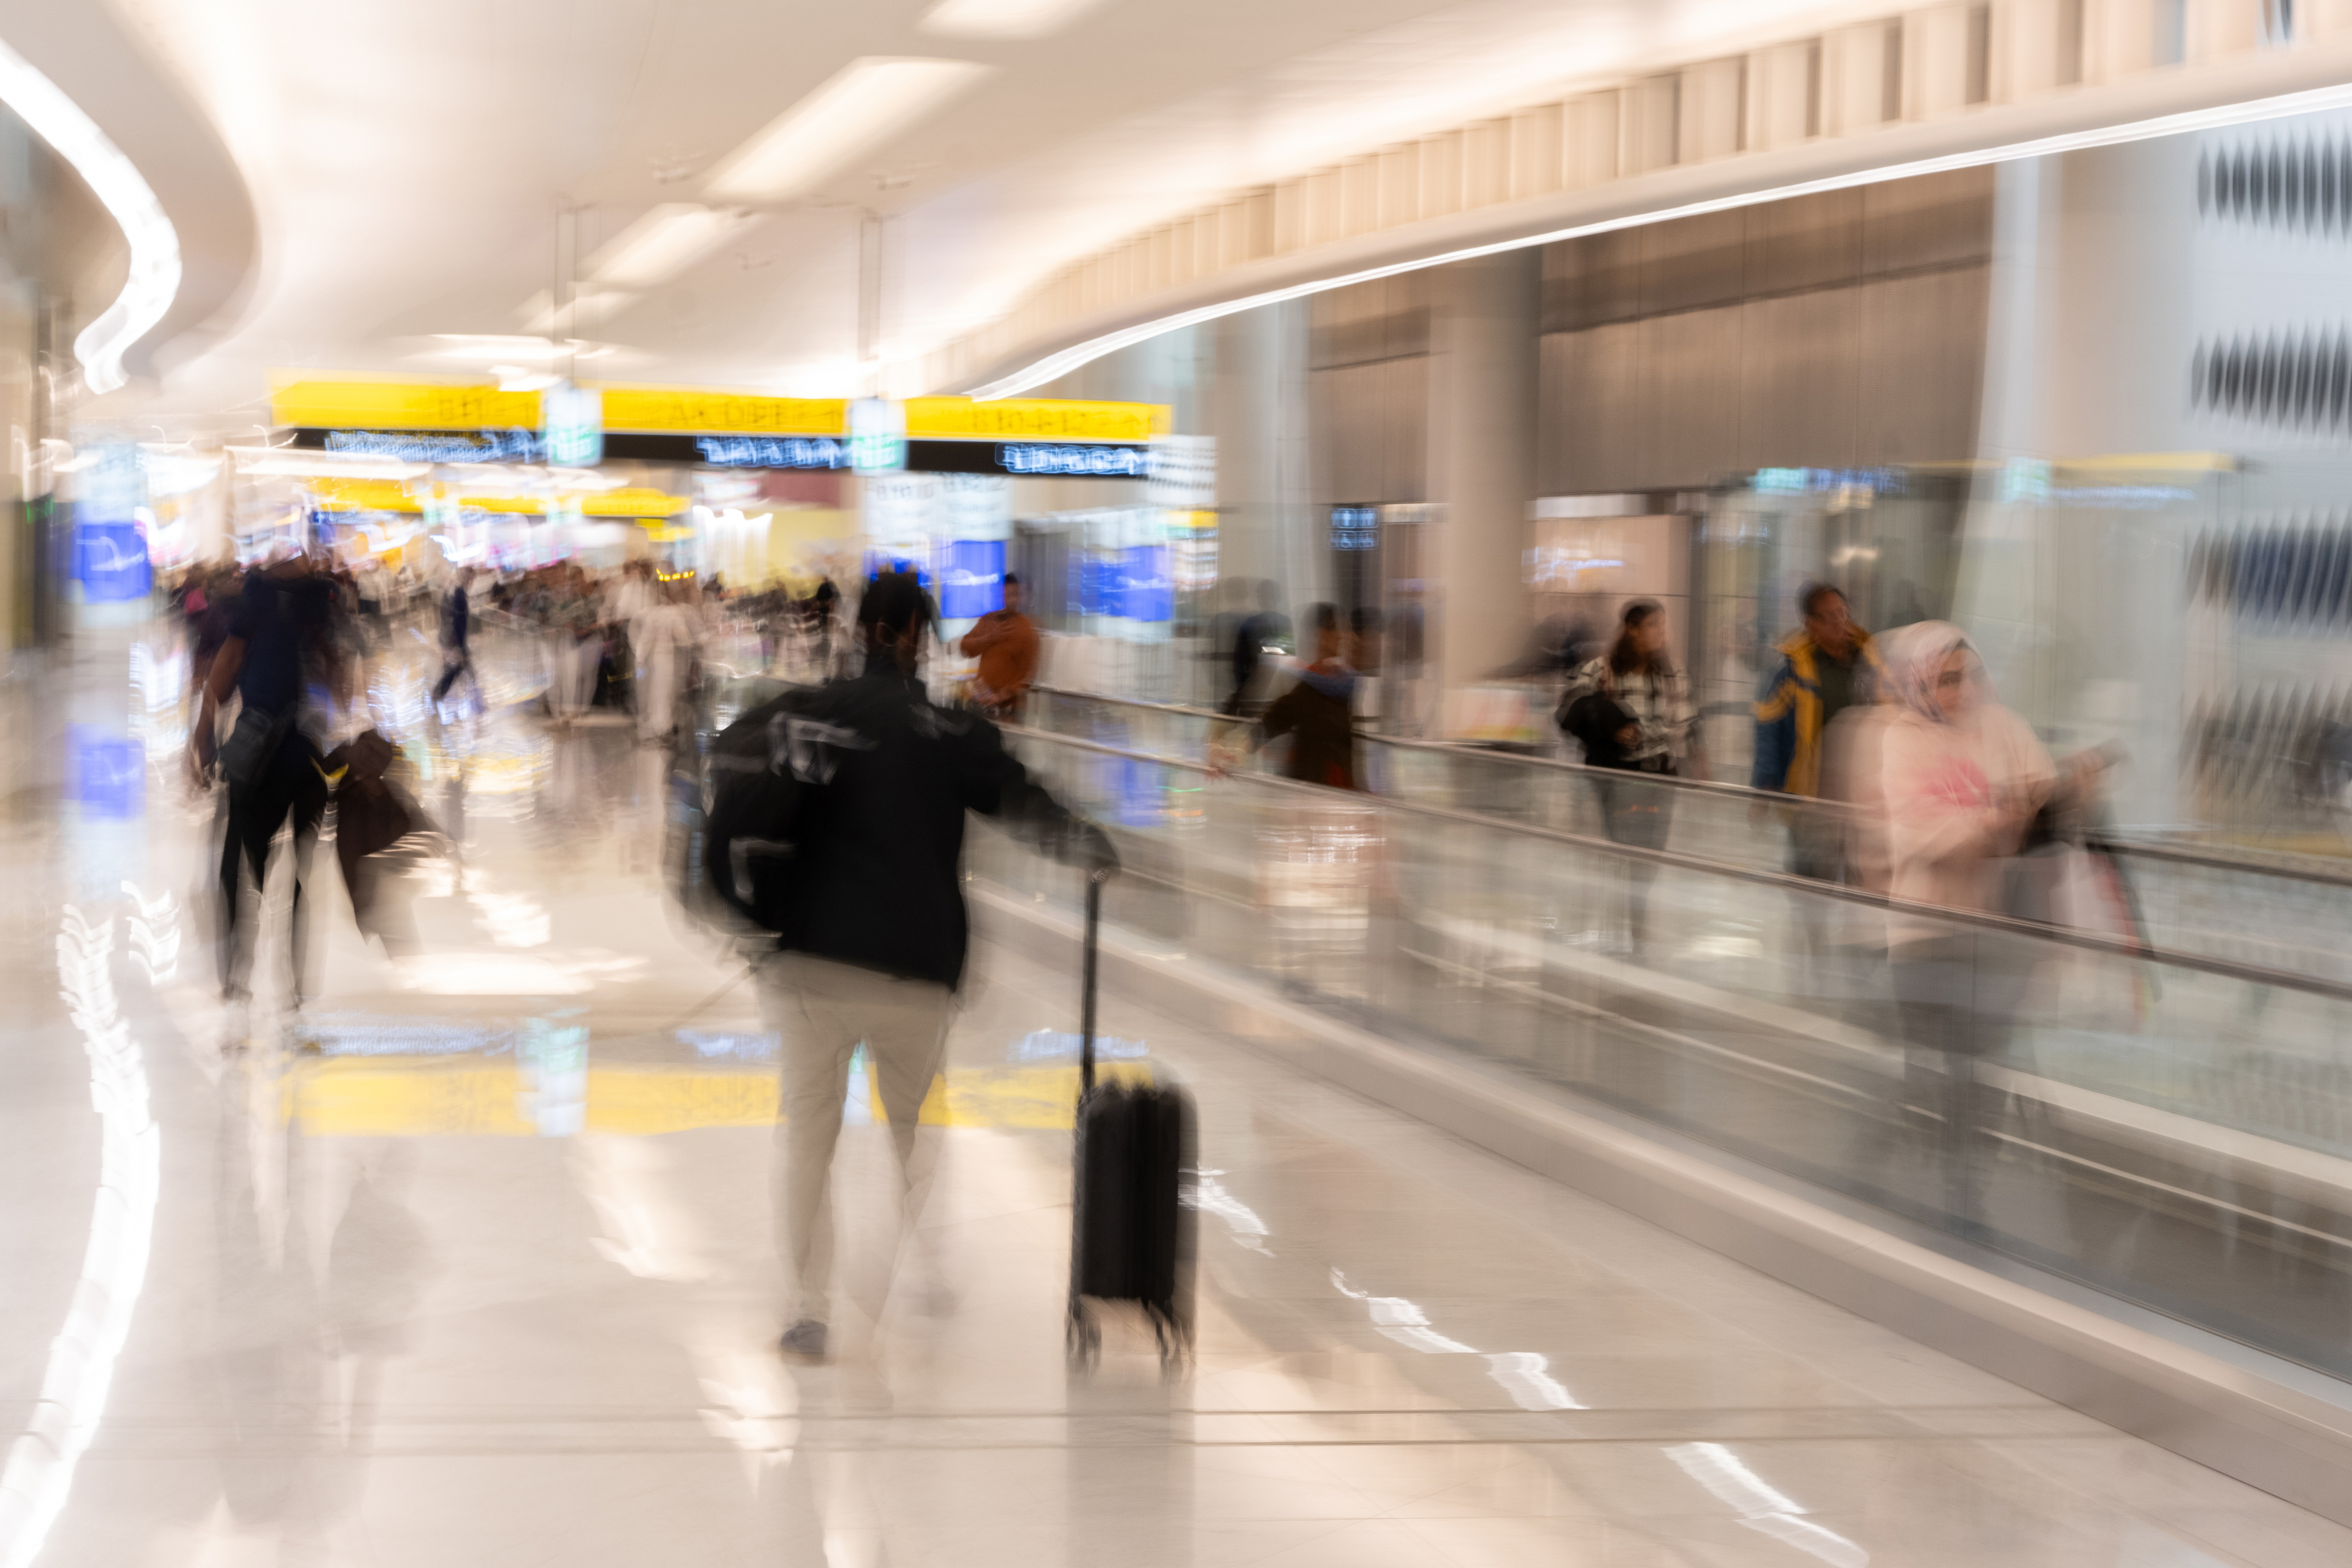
left=973, top=723, right=2352, bottom=1384
left=1025, top=684, right=2352, bottom=985
left=1026, top=684, right=1865, bottom=877
left=2093, top=837, right=2352, bottom=987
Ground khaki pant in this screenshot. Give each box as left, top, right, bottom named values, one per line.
left=755, top=951, right=953, bottom=1323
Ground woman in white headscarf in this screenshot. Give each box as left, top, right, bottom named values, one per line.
left=1867, top=621, right=2054, bottom=1225
left=1875, top=623, right=2054, bottom=922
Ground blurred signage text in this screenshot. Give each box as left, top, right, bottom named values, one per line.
left=907, top=396, right=1167, bottom=444
left=1753, top=466, right=1907, bottom=497
left=998, top=443, right=1150, bottom=477
left=697, top=435, right=848, bottom=469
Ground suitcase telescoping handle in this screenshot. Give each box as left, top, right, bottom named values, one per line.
left=1080, top=865, right=1108, bottom=1093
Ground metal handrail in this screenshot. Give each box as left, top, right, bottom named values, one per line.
left=1029, top=683, right=2352, bottom=890
left=2092, top=836, right=2352, bottom=890
left=1031, top=684, right=1231, bottom=724
left=1028, top=682, right=1812, bottom=805
left=1001, top=721, right=2352, bottom=1005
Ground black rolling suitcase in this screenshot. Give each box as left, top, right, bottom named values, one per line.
left=1068, top=868, right=1196, bottom=1366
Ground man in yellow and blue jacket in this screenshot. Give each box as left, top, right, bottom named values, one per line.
left=1753, top=583, right=1880, bottom=878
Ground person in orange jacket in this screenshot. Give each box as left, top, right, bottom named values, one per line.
left=959, top=571, right=1040, bottom=718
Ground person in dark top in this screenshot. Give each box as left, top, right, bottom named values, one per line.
left=811, top=576, right=839, bottom=673
left=1223, top=579, right=1292, bottom=716
left=703, top=571, right=1112, bottom=1359
left=188, top=552, right=343, bottom=1016
left=187, top=564, right=241, bottom=704
left=1253, top=602, right=1359, bottom=790
left=432, top=566, right=477, bottom=710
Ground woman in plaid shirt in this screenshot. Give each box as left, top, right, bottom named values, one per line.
left=1559, top=600, right=1702, bottom=948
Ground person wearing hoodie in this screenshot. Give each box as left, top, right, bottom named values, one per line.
left=1255, top=602, right=1360, bottom=790
left=1868, top=620, right=2056, bottom=1223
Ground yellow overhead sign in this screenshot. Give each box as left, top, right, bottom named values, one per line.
left=268, top=376, right=842, bottom=436
left=271, top=378, right=542, bottom=432
left=906, top=396, right=1168, bottom=443
left=308, top=478, right=423, bottom=513
left=597, top=385, right=845, bottom=436
left=304, top=478, right=688, bottom=518
left=269, top=376, right=1168, bottom=445
left=582, top=487, right=691, bottom=517
left=453, top=489, right=690, bottom=517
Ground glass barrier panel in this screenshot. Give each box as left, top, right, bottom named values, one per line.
left=984, top=728, right=2352, bottom=1383
left=2099, top=846, right=2352, bottom=988
left=1024, top=688, right=2352, bottom=986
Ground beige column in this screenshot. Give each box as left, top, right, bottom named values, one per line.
left=1425, top=250, right=1539, bottom=724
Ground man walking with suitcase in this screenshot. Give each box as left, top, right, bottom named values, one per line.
left=703, top=570, right=1112, bottom=1360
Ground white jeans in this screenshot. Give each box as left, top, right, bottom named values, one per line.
left=755, top=951, right=953, bottom=1324
left=544, top=633, right=597, bottom=718
left=639, top=637, right=679, bottom=738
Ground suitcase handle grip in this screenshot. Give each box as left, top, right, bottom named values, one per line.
left=1081, top=865, right=1110, bottom=1092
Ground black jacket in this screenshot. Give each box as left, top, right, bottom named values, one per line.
left=1260, top=671, right=1359, bottom=790
left=706, top=654, right=1108, bottom=988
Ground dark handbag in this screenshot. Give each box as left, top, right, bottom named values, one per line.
left=218, top=702, right=293, bottom=789
left=335, top=778, right=417, bottom=863
left=339, top=727, right=398, bottom=788
left=1560, top=690, right=1638, bottom=768
left=332, top=775, right=422, bottom=942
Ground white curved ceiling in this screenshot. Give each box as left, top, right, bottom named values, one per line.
left=0, top=0, right=255, bottom=393
left=87, top=0, right=1897, bottom=432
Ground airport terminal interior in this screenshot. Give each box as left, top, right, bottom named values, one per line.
left=16, top=1, right=2352, bottom=1563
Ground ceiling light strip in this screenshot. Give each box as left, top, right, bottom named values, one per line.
left=967, top=78, right=2352, bottom=400
left=0, top=40, right=181, bottom=396
left=921, top=0, right=1109, bottom=41
left=586, top=205, right=747, bottom=290
left=702, top=57, right=990, bottom=204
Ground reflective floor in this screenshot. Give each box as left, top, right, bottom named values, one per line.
left=3, top=625, right=2349, bottom=1566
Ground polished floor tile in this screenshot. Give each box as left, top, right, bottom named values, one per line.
left=0, top=624, right=2348, bottom=1566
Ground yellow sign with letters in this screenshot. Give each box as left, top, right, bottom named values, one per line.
left=269, top=376, right=1165, bottom=446
left=582, top=487, right=691, bottom=517
left=905, top=396, right=1168, bottom=443
left=307, top=477, right=422, bottom=513
left=597, top=385, right=845, bottom=436
left=305, top=477, right=687, bottom=518
left=270, top=378, right=542, bottom=432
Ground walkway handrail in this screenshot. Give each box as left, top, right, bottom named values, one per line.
left=1028, top=683, right=2352, bottom=891
left=1001, top=722, right=2352, bottom=1006
left=1031, top=683, right=1835, bottom=805
left=2091, top=836, right=2352, bottom=890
